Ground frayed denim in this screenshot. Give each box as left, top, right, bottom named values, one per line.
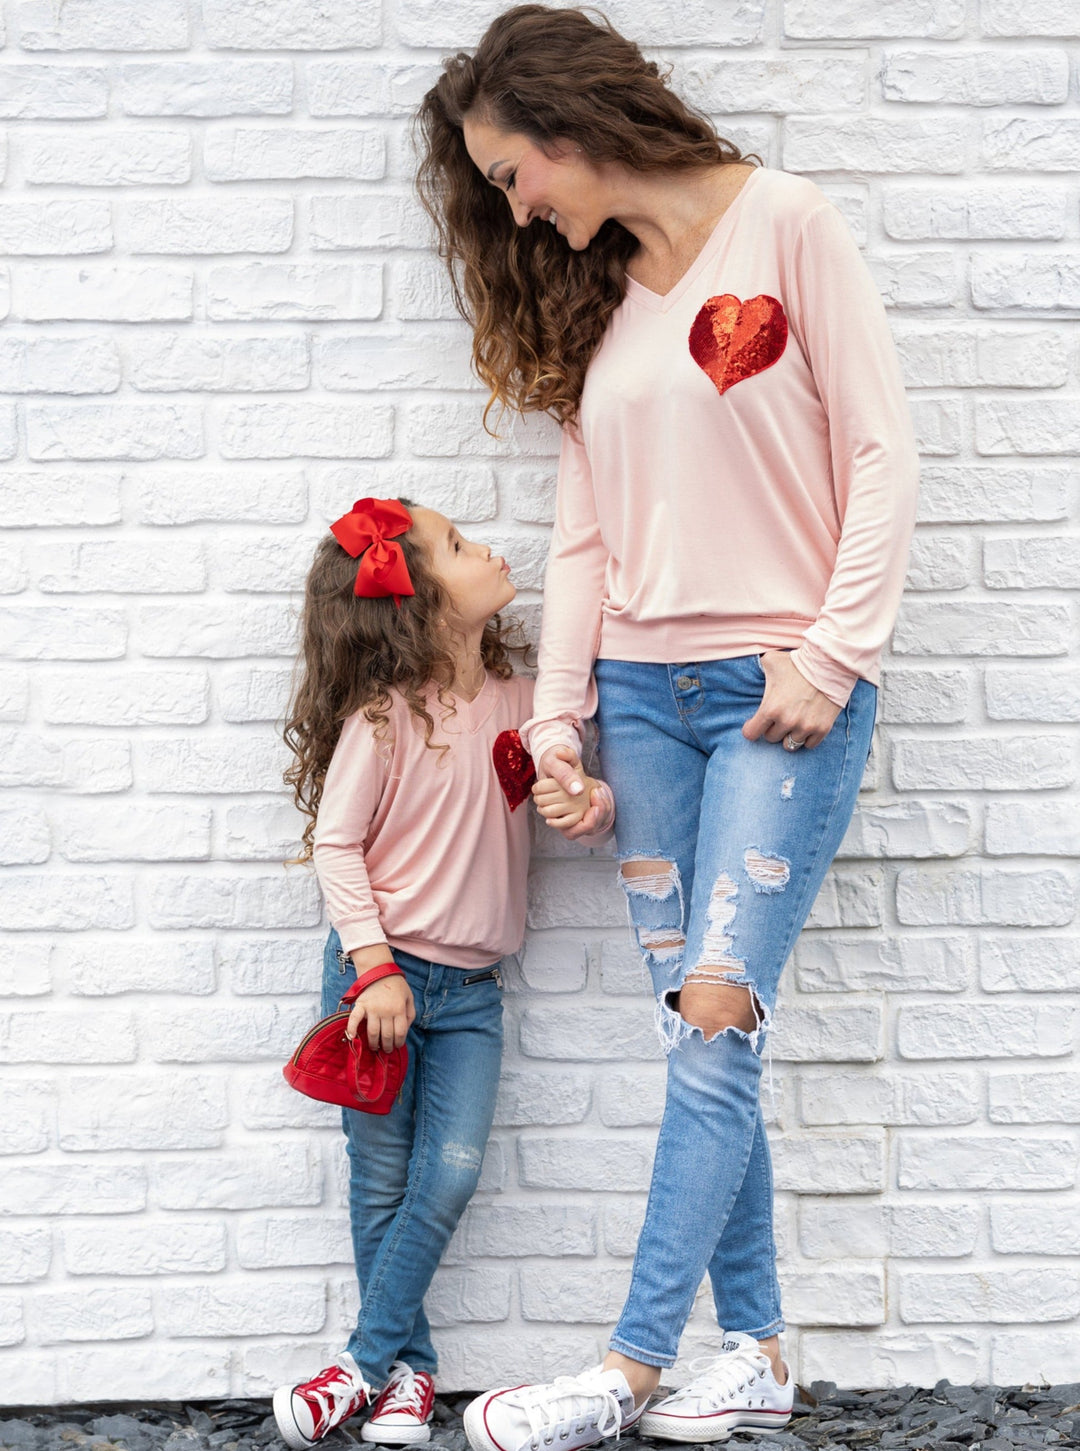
left=594, top=655, right=875, bottom=1366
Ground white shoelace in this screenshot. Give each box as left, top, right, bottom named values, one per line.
left=511, top=1372, right=625, bottom=1446
left=378, top=1362, right=426, bottom=1414
left=662, top=1348, right=770, bottom=1410
left=299, top=1357, right=369, bottom=1435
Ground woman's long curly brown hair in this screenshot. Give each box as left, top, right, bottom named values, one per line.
left=283, top=502, right=520, bottom=863
left=415, top=3, right=747, bottom=425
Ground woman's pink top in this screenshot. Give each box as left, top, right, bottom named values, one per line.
left=522, top=166, right=919, bottom=767
left=313, top=672, right=534, bottom=969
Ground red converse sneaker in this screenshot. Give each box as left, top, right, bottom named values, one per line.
left=361, top=1361, right=436, bottom=1444
left=274, top=1352, right=371, bottom=1449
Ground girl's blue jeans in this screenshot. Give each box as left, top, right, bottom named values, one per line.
left=321, top=931, right=503, bottom=1387
left=594, top=654, right=876, bottom=1366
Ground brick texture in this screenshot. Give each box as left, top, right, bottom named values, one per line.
left=1, top=0, right=1077, bottom=1406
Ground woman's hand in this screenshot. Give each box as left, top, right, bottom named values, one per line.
left=346, top=972, right=415, bottom=1052
left=742, top=650, right=842, bottom=750
left=536, top=746, right=612, bottom=839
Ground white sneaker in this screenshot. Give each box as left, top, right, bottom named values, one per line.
left=361, top=1361, right=436, bottom=1444
left=464, top=1366, right=644, bottom=1451
left=273, top=1352, right=372, bottom=1450
left=638, top=1334, right=793, bottom=1442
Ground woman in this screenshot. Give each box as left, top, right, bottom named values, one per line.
left=416, top=6, right=918, bottom=1447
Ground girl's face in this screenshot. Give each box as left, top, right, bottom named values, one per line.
left=462, top=113, right=603, bottom=251
left=410, top=507, right=516, bottom=631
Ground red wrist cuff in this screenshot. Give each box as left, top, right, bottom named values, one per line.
left=341, top=961, right=404, bottom=1004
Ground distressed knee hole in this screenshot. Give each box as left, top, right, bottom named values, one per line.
left=744, top=847, right=790, bottom=893
left=651, top=866, right=772, bottom=1053
left=676, top=979, right=764, bottom=1039
left=620, top=858, right=679, bottom=900
left=781, top=776, right=795, bottom=800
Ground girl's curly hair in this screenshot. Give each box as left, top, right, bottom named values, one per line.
left=415, top=3, right=748, bottom=426
left=283, top=501, right=522, bottom=863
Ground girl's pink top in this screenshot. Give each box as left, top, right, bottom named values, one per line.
left=313, top=672, right=534, bottom=969
left=522, top=167, right=919, bottom=766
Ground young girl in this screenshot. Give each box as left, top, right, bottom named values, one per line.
left=274, top=497, right=609, bottom=1450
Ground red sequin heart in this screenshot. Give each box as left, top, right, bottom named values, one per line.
left=493, top=729, right=537, bottom=811
left=688, top=293, right=788, bottom=397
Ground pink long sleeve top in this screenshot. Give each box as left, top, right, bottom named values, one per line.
left=313, top=672, right=534, bottom=969
left=522, top=167, right=919, bottom=767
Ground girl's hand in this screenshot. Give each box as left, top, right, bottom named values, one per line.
left=533, top=774, right=615, bottom=837
left=742, top=650, right=842, bottom=750
left=346, top=973, right=415, bottom=1052
left=536, top=746, right=612, bottom=838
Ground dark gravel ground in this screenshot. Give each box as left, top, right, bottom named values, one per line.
left=2, top=1382, right=1079, bottom=1451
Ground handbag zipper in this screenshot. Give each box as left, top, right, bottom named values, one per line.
left=289, top=1009, right=350, bottom=1061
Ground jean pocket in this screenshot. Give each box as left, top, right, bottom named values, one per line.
left=461, top=966, right=503, bottom=989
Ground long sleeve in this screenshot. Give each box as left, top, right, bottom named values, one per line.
left=516, top=168, right=917, bottom=727
left=311, top=712, right=388, bottom=955
left=784, top=203, right=920, bottom=706
left=520, top=422, right=610, bottom=769
left=310, top=678, right=534, bottom=969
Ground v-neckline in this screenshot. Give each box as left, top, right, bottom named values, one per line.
left=624, top=166, right=762, bottom=315
left=443, top=672, right=497, bottom=734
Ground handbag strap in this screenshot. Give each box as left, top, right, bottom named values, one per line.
left=337, top=961, right=405, bottom=1106
left=348, top=1037, right=392, bottom=1104
left=339, top=960, right=404, bottom=1006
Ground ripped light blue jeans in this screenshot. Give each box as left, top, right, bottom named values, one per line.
left=322, top=930, right=504, bottom=1386
left=594, top=655, right=876, bottom=1365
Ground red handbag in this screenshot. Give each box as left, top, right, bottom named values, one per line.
left=283, top=976, right=408, bottom=1115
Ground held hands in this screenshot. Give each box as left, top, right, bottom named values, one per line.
left=533, top=745, right=615, bottom=839
left=345, top=946, right=415, bottom=1051
left=742, top=649, right=841, bottom=750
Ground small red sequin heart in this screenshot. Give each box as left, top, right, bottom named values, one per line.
left=688, top=293, right=788, bottom=396
left=493, top=729, right=537, bottom=811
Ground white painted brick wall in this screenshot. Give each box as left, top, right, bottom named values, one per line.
left=1, top=0, right=1078, bottom=1405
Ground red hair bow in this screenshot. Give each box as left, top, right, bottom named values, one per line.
left=330, top=498, right=415, bottom=603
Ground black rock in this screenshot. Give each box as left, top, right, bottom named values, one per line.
left=426, top=1432, right=466, bottom=1451
left=88, top=1419, right=149, bottom=1444
left=7, top=1380, right=1080, bottom=1451
left=830, top=1392, right=876, bottom=1412
left=941, top=1388, right=978, bottom=1411
left=0, top=1423, right=43, bottom=1448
